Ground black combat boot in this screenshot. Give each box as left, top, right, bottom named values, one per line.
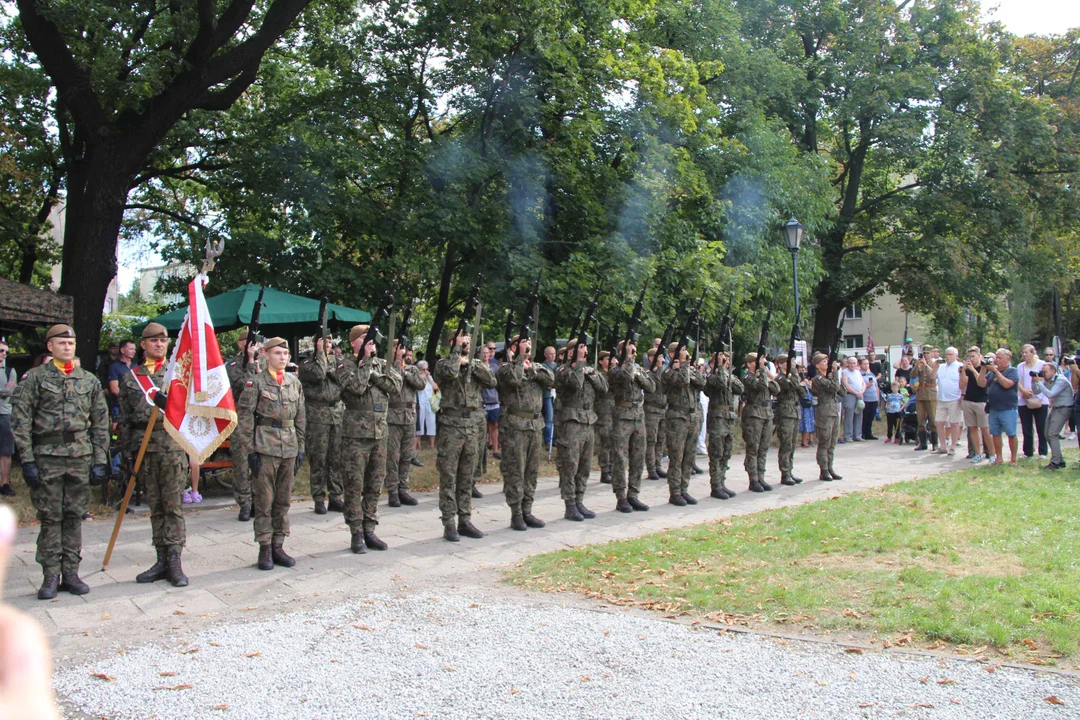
left=271, top=544, right=296, bottom=567
left=914, top=431, right=928, bottom=451
left=759, top=479, right=774, bottom=491
left=656, top=467, right=668, bottom=478
left=314, top=500, right=327, bottom=515
left=722, top=483, right=736, bottom=499
left=388, top=492, right=401, bottom=508
left=711, top=487, right=727, bottom=499
left=522, top=511, right=546, bottom=528
left=681, top=492, right=698, bottom=505
left=791, top=474, right=804, bottom=484
left=576, top=501, right=596, bottom=519
left=819, top=469, right=833, bottom=481
left=692, top=463, right=703, bottom=475
left=647, top=470, right=660, bottom=481
left=471, top=486, right=483, bottom=499
left=457, top=520, right=484, bottom=539
left=669, top=493, right=687, bottom=506
left=829, top=468, right=843, bottom=480
left=628, top=496, right=650, bottom=511
left=443, top=523, right=460, bottom=543
left=781, top=474, right=797, bottom=486
left=166, top=549, right=189, bottom=587
left=510, top=512, right=527, bottom=531
left=930, top=431, right=939, bottom=451
left=398, top=490, right=419, bottom=506
left=749, top=472, right=766, bottom=492
left=600, top=472, right=612, bottom=485
left=38, top=572, right=60, bottom=600
left=60, top=571, right=89, bottom=595
left=363, top=531, right=388, bottom=551
left=257, top=545, right=273, bottom=570
left=328, top=497, right=345, bottom=513
left=564, top=500, right=584, bottom=521
left=615, top=497, right=633, bottom=513
left=136, top=547, right=168, bottom=584
left=351, top=531, right=367, bottom=553
left=238, top=503, right=251, bottom=521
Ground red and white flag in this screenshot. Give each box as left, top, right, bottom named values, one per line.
left=866, top=330, right=875, bottom=355
left=162, top=274, right=237, bottom=462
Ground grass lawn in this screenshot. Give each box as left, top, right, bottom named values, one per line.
left=508, top=450, right=1080, bottom=667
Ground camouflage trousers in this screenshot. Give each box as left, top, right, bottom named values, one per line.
left=742, top=416, right=772, bottom=482
left=815, top=412, right=840, bottom=472
left=341, top=437, right=385, bottom=532
left=644, top=411, right=664, bottom=473
left=500, top=425, right=541, bottom=513
left=253, top=454, right=295, bottom=546
left=594, top=419, right=612, bottom=476
left=307, top=421, right=342, bottom=502
left=472, top=422, right=486, bottom=486
left=385, top=423, right=415, bottom=495
left=664, top=416, right=695, bottom=495
left=557, top=420, right=594, bottom=502
left=229, top=441, right=252, bottom=506
left=706, top=430, right=734, bottom=490
left=143, top=450, right=187, bottom=549
left=611, top=415, right=646, bottom=500
left=31, top=455, right=91, bottom=574
left=776, top=416, right=799, bottom=476
left=438, top=424, right=479, bottom=523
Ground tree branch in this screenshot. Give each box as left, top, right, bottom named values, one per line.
left=191, top=69, right=259, bottom=111
left=133, top=160, right=232, bottom=186
left=854, top=181, right=922, bottom=216
left=124, top=203, right=209, bottom=230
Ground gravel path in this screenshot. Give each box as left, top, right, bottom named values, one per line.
left=57, top=593, right=1079, bottom=720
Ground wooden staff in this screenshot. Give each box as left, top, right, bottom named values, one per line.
left=102, top=411, right=159, bottom=570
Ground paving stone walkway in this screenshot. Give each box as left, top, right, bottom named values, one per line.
left=8, top=440, right=966, bottom=661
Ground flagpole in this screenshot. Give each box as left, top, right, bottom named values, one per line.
left=102, top=412, right=158, bottom=570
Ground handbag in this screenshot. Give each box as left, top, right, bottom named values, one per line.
left=1025, top=395, right=1043, bottom=410
left=799, top=393, right=814, bottom=409
left=429, top=390, right=441, bottom=413
left=855, top=398, right=865, bottom=412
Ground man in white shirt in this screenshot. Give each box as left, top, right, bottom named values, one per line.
left=931, top=346, right=964, bottom=455
left=840, top=356, right=866, bottom=442
left=1016, top=344, right=1048, bottom=458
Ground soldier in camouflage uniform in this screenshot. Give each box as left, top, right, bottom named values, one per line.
left=662, top=343, right=705, bottom=505
left=118, top=322, right=189, bottom=587
left=298, top=335, right=344, bottom=515
left=435, top=332, right=496, bottom=542
left=774, top=354, right=808, bottom=486
left=643, top=348, right=667, bottom=480
left=337, top=324, right=402, bottom=553
left=554, top=340, right=608, bottom=521
left=594, top=351, right=615, bottom=485
left=609, top=340, right=656, bottom=512
left=497, top=336, right=554, bottom=530
left=703, top=351, right=743, bottom=499
left=226, top=329, right=263, bottom=521
left=12, top=324, right=109, bottom=599
left=234, top=337, right=306, bottom=571
left=811, top=353, right=846, bottom=481
left=386, top=341, right=426, bottom=508
left=741, top=352, right=781, bottom=493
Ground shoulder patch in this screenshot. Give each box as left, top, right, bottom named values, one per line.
left=337, top=364, right=345, bottom=370
left=20, top=373, right=27, bottom=381
left=228, top=361, right=237, bottom=367
left=246, top=380, right=254, bottom=387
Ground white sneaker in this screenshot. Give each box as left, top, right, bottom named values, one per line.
left=947, top=447, right=955, bottom=456
left=970, top=453, right=984, bottom=463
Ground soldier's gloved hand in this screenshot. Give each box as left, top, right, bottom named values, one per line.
left=89, top=464, right=108, bottom=487
left=152, top=391, right=168, bottom=410
left=248, top=453, right=260, bottom=476
left=20, top=462, right=40, bottom=491
left=294, top=452, right=305, bottom=473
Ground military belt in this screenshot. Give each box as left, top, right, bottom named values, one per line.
left=645, top=401, right=667, bottom=410
left=344, top=401, right=386, bottom=413
left=34, top=431, right=84, bottom=445
left=615, top=400, right=641, bottom=409
left=667, top=403, right=691, bottom=412
left=561, top=403, right=590, bottom=411
left=306, top=398, right=340, bottom=407
left=442, top=408, right=479, bottom=419
left=389, top=402, right=414, bottom=410
left=257, top=419, right=295, bottom=428
left=508, top=408, right=541, bottom=420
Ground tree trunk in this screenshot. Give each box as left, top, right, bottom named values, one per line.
left=810, top=293, right=845, bottom=354
left=425, top=244, right=457, bottom=363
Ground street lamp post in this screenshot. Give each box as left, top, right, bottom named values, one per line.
left=783, top=217, right=804, bottom=354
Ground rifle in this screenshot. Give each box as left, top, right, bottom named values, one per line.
left=450, top=273, right=483, bottom=358
left=318, top=285, right=329, bottom=361
left=360, top=284, right=395, bottom=359
left=571, top=287, right=602, bottom=365
left=393, top=298, right=413, bottom=367
left=501, top=307, right=515, bottom=362
left=649, top=320, right=674, bottom=373
left=619, top=279, right=648, bottom=365
left=828, top=309, right=847, bottom=378
left=518, top=270, right=542, bottom=358
left=712, top=296, right=734, bottom=367
left=242, top=286, right=266, bottom=369
left=756, top=294, right=775, bottom=365
left=672, top=290, right=706, bottom=366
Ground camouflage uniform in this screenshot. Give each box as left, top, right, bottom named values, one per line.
left=913, top=362, right=938, bottom=448
left=434, top=355, right=496, bottom=524
left=609, top=358, right=657, bottom=500
left=12, top=362, right=109, bottom=576
left=703, top=366, right=743, bottom=494
left=741, top=367, right=780, bottom=487
left=337, top=354, right=402, bottom=533
left=662, top=362, right=705, bottom=497
left=774, top=367, right=808, bottom=483
left=643, top=365, right=667, bottom=477
left=297, top=352, right=343, bottom=504
left=554, top=360, right=608, bottom=504
left=235, top=370, right=306, bottom=546
left=118, top=362, right=187, bottom=550
left=386, top=363, right=427, bottom=498
left=497, top=355, right=554, bottom=515
left=227, top=353, right=263, bottom=507
left=593, top=366, right=615, bottom=482
left=812, top=372, right=846, bottom=477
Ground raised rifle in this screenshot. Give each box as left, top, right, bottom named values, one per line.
left=619, top=279, right=648, bottom=365
left=756, top=294, right=775, bottom=365
left=572, top=287, right=602, bottom=365
left=318, top=285, right=329, bottom=361
left=518, top=270, right=542, bottom=358
left=828, top=309, right=847, bottom=377
left=450, top=273, right=483, bottom=358
left=712, top=296, right=734, bottom=366
left=360, top=284, right=395, bottom=359
left=649, top=320, right=674, bottom=373
left=242, top=286, right=266, bottom=369
left=672, top=290, right=706, bottom=365
left=501, top=308, right=515, bottom=362
left=393, top=297, right=413, bottom=367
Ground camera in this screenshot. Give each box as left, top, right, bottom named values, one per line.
left=980, top=359, right=994, bottom=368
left=1030, top=370, right=1039, bottom=378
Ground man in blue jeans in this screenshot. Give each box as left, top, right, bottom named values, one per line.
left=542, top=345, right=557, bottom=449
left=977, top=348, right=1019, bottom=466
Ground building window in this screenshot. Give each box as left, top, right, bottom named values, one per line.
left=844, top=335, right=863, bottom=349
left=844, top=304, right=863, bottom=319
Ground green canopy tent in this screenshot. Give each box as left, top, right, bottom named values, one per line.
left=132, top=284, right=371, bottom=338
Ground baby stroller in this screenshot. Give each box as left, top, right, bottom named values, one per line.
left=899, top=396, right=920, bottom=445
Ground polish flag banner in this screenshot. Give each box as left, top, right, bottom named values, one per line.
left=162, top=274, right=237, bottom=462
left=866, top=330, right=875, bottom=355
